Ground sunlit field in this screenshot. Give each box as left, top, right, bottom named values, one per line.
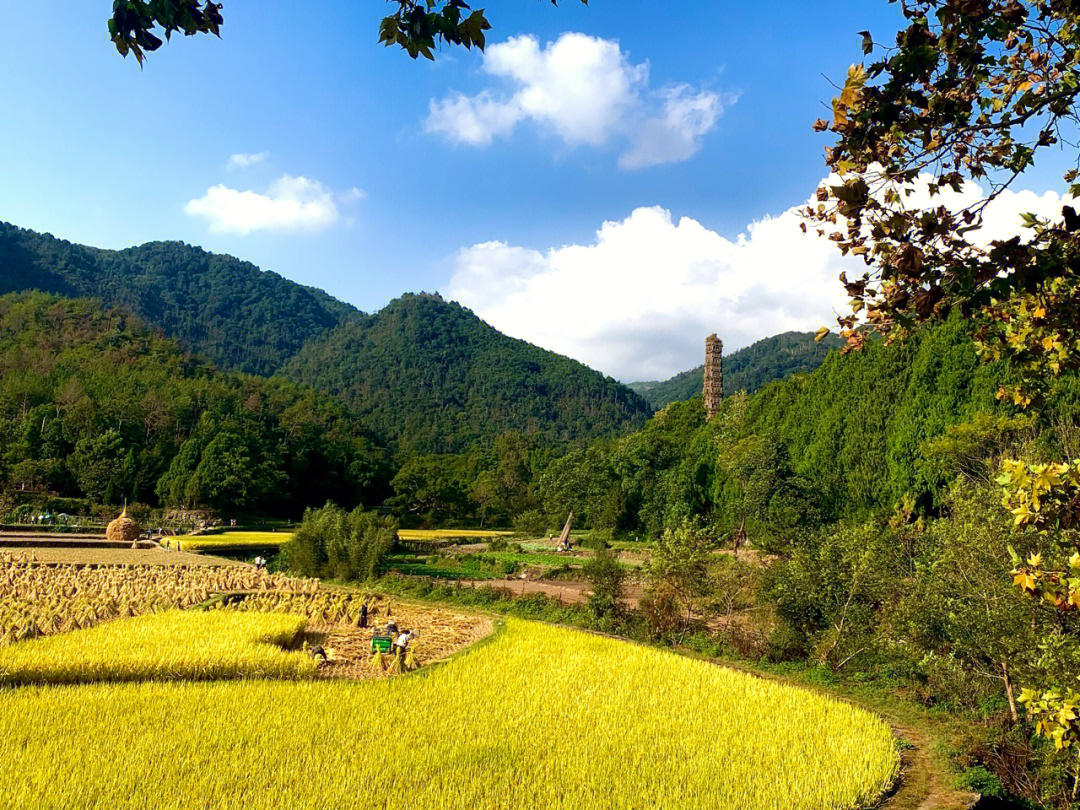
left=398, top=528, right=513, bottom=540
left=0, top=618, right=898, bottom=810
left=174, top=529, right=513, bottom=552
left=0, top=611, right=313, bottom=685
left=175, top=531, right=292, bottom=551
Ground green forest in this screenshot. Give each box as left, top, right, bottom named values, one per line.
left=0, top=293, right=389, bottom=519
left=0, top=223, right=652, bottom=455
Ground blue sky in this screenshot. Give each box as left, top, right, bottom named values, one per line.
left=1, top=2, right=1074, bottom=380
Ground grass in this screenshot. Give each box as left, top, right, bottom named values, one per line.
left=385, top=554, right=508, bottom=580
left=174, top=531, right=291, bottom=551
left=384, top=549, right=598, bottom=581
left=470, top=550, right=583, bottom=567
left=0, top=618, right=897, bottom=810
left=0, top=611, right=315, bottom=685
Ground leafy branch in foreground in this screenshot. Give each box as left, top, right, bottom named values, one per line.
left=109, top=1, right=223, bottom=66
left=107, top=0, right=585, bottom=64
left=810, top=1, right=1080, bottom=404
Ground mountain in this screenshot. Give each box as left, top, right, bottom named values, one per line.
left=0, top=292, right=389, bottom=515
left=628, top=331, right=847, bottom=410
left=542, top=314, right=1031, bottom=539
left=0, top=222, right=357, bottom=377
left=283, top=293, right=651, bottom=453
left=0, top=222, right=650, bottom=451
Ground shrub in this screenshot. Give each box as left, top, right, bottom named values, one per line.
left=282, top=503, right=398, bottom=581
left=953, top=766, right=1006, bottom=799
left=584, top=547, right=625, bottom=621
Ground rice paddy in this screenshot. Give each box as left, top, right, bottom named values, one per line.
left=0, top=610, right=314, bottom=685
left=398, top=528, right=513, bottom=540
left=174, top=531, right=292, bottom=551
left=0, top=616, right=898, bottom=810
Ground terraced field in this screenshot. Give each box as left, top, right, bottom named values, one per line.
left=0, top=613, right=898, bottom=810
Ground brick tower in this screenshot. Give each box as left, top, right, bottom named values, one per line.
left=703, top=333, right=723, bottom=420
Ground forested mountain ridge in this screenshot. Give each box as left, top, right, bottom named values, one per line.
left=0, top=222, right=650, bottom=450
left=0, top=221, right=358, bottom=377
left=0, top=292, right=389, bottom=516
left=284, top=293, right=652, bottom=453
left=629, top=331, right=846, bottom=410
left=540, top=314, right=1063, bottom=539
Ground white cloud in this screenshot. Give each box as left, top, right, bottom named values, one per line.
left=337, top=187, right=368, bottom=203
left=425, top=32, right=728, bottom=168
left=226, top=151, right=269, bottom=169
left=620, top=85, right=729, bottom=170
left=185, top=175, right=345, bottom=235
left=448, top=182, right=1075, bottom=382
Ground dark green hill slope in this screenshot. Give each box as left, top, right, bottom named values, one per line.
left=557, top=315, right=1030, bottom=539
left=629, top=331, right=846, bottom=410
left=0, top=222, right=357, bottom=377
left=0, top=292, right=388, bottom=515
left=284, top=293, right=652, bottom=453
left=0, top=222, right=651, bottom=450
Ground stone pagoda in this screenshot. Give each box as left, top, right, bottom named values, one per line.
left=703, top=334, right=723, bottom=421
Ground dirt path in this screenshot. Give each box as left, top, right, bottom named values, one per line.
left=458, top=578, right=645, bottom=607
left=880, top=721, right=975, bottom=810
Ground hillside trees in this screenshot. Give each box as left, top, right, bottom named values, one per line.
left=283, top=293, right=650, bottom=454
left=3, top=226, right=650, bottom=455
left=0, top=293, right=390, bottom=517
left=629, top=331, right=846, bottom=410
left=816, top=0, right=1080, bottom=761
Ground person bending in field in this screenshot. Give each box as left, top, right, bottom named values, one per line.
left=394, top=629, right=417, bottom=658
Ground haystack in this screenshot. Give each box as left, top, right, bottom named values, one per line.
left=106, top=507, right=141, bottom=544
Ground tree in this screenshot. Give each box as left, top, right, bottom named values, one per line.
left=282, top=502, right=398, bottom=581
left=766, top=522, right=898, bottom=669
left=646, top=521, right=714, bottom=631
left=583, top=545, right=626, bottom=624
left=815, top=0, right=1080, bottom=762
left=813, top=1, right=1080, bottom=406
left=69, top=429, right=131, bottom=504
left=105, top=0, right=583, bottom=65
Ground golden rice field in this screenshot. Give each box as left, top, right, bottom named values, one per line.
left=0, top=617, right=898, bottom=810
left=0, top=558, right=488, bottom=674
left=398, top=528, right=513, bottom=540
left=0, top=554, right=316, bottom=644
left=0, top=611, right=315, bottom=685
left=174, top=531, right=291, bottom=550
left=216, top=589, right=493, bottom=677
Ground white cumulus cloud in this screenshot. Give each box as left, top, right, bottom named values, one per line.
left=185, top=175, right=353, bottom=235
left=426, top=32, right=729, bottom=168
left=448, top=182, right=1075, bottom=382
left=226, top=151, right=269, bottom=169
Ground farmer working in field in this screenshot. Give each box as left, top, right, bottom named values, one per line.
left=394, top=629, right=417, bottom=658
